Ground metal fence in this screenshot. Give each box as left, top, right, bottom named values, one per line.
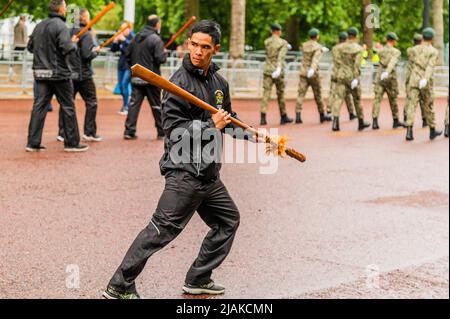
left=1, top=49, right=448, bottom=98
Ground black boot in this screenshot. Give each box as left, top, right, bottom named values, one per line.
left=320, top=112, right=332, bottom=123
left=422, top=118, right=428, bottom=128
left=358, top=118, right=370, bottom=131
left=295, top=112, right=303, bottom=124
left=280, top=114, right=293, bottom=125
left=372, top=118, right=380, bottom=130
left=406, top=126, right=414, bottom=141
left=430, top=127, right=443, bottom=140
left=393, top=118, right=404, bottom=129
left=349, top=113, right=357, bottom=121
left=332, top=117, right=340, bottom=131
left=260, top=113, right=267, bottom=126
left=445, top=125, right=449, bottom=138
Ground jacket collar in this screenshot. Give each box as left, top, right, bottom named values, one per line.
left=48, top=12, right=66, bottom=22
left=182, top=53, right=220, bottom=80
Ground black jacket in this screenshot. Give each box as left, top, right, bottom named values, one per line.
left=68, top=24, right=98, bottom=81
left=126, top=25, right=166, bottom=84
left=110, top=31, right=135, bottom=70
left=27, top=13, right=75, bottom=81
left=160, top=54, right=253, bottom=181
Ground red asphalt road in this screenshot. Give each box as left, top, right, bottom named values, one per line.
left=0, top=97, right=448, bottom=299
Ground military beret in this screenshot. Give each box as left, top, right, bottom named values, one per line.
left=348, top=27, right=359, bottom=37
left=386, top=32, right=398, bottom=41
left=339, top=31, right=348, bottom=40
left=413, top=33, right=423, bottom=42
left=271, top=23, right=282, bottom=31
left=422, top=27, right=435, bottom=39
left=309, top=28, right=320, bottom=38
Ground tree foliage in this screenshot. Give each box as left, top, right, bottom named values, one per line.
left=3, top=0, right=448, bottom=54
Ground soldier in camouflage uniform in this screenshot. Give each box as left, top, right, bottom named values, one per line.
left=372, top=32, right=404, bottom=130
left=260, top=23, right=293, bottom=126
left=295, top=28, right=332, bottom=124
left=330, top=27, right=370, bottom=132
left=327, top=32, right=357, bottom=121
left=404, top=34, right=428, bottom=127
left=405, top=27, right=442, bottom=141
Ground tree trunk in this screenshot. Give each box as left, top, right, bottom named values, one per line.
left=185, top=0, right=199, bottom=20
left=286, top=16, right=300, bottom=51
left=229, top=0, right=246, bottom=60
left=423, top=0, right=431, bottom=28
left=362, top=0, right=373, bottom=58
left=432, top=0, right=445, bottom=65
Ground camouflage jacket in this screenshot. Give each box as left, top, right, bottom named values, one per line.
left=263, top=35, right=288, bottom=75
left=375, top=44, right=401, bottom=83
left=406, top=43, right=438, bottom=89
left=331, top=41, right=363, bottom=84
left=300, top=40, right=323, bottom=77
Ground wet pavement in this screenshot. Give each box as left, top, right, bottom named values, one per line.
left=0, top=97, right=448, bottom=299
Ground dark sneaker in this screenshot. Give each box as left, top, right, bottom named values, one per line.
left=102, top=286, right=141, bottom=299
left=26, top=145, right=46, bottom=152
left=182, top=280, right=225, bottom=295
left=82, top=134, right=103, bottom=142
left=124, top=134, right=138, bottom=140
left=64, top=144, right=89, bottom=153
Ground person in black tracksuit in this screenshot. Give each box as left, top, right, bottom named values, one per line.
left=26, top=0, right=87, bottom=153
left=104, top=20, right=257, bottom=299
left=124, top=15, right=167, bottom=140
left=58, top=8, right=101, bottom=142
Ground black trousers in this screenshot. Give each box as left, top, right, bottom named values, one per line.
left=109, top=170, right=240, bottom=293
left=28, top=80, right=80, bottom=148
left=59, top=78, right=98, bottom=137
left=124, top=84, right=163, bottom=136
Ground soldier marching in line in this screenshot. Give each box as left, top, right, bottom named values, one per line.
left=330, top=27, right=370, bottom=132
left=404, top=33, right=428, bottom=128
left=295, top=28, right=332, bottom=124
left=260, top=23, right=293, bottom=126
left=371, top=32, right=404, bottom=130
left=327, top=32, right=357, bottom=122
left=404, top=27, right=443, bottom=141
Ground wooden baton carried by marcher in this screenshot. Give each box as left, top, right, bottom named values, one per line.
left=0, top=0, right=14, bottom=18
left=76, top=2, right=115, bottom=39
left=99, top=22, right=131, bottom=49
left=164, top=16, right=197, bottom=49
left=131, top=64, right=306, bottom=163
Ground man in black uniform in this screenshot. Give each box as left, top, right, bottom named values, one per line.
left=57, top=8, right=102, bottom=143
left=124, top=14, right=167, bottom=140
left=26, top=0, right=88, bottom=153
left=104, top=20, right=257, bottom=299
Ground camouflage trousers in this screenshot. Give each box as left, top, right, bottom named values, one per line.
left=327, top=81, right=355, bottom=115
left=330, top=80, right=364, bottom=120
left=372, top=79, right=399, bottom=119
left=295, top=75, right=324, bottom=113
left=405, top=85, right=435, bottom=128
left=260, top=74, right=287, bottom=115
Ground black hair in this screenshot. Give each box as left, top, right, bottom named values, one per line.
left=147, top=16, right=160, bottom=28
left=189, top=20, right=221, bottom=45
left=49, top=0, right=65, bottom=13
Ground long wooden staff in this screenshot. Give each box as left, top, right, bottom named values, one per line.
left=99, top=22, right=131, bottom=49
left=75, top=2, right=115, bottom=39
left=131, top=64, right=306, bottom=163
left=164, top=16, right=197, bottom=49
left=0, top=0, right=14, bottom=18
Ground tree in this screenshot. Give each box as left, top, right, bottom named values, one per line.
left=362, top=0, right=373, bottom=58
left=433, top=0, right=445, bottom=65
left=229, top=0, right=245, bottom=59
left=185, top=0, right=199, bottom=20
